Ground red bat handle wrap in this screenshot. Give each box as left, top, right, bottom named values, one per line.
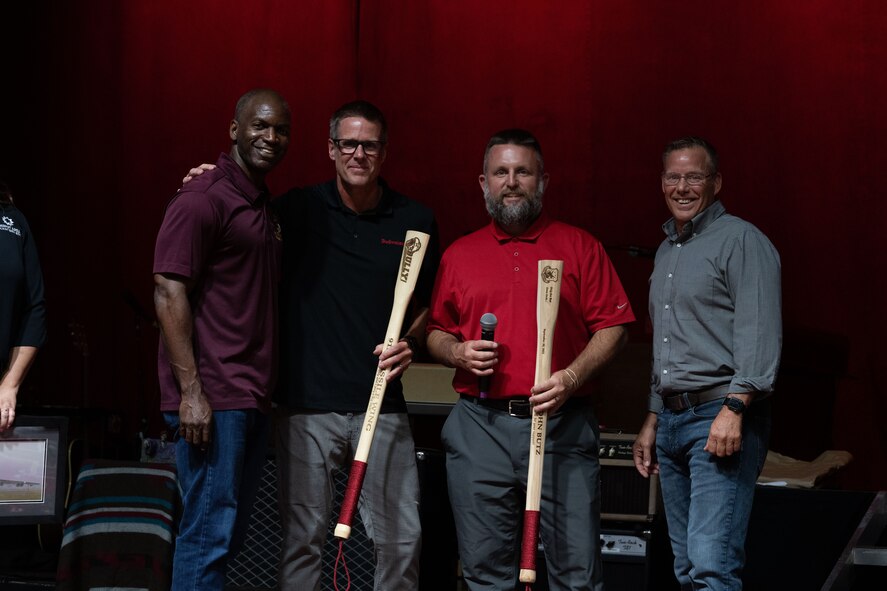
left=520, top=509, right=541, bottom=574
left=335, top=460, right=368, bottom=538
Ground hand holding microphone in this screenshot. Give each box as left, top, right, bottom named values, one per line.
left=478, top=312, right=498, bottom=398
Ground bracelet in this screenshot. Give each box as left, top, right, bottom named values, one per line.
left=399, top=335, right=419, bottom=355
left=564, top=367, right=579, bottom=390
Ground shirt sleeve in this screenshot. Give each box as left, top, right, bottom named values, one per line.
left=153, top=191, right=221, bottom=280
left=579, top=236, right=636, bottom=332
left=726, top=228, right=782, bottom=394
left=413, top=217, right=440, bottom=309
left=15, top=214, right=47, bottom=349
left=426, top=248, right=462, bottom=338
left=647, top=363, right=666, bottom=411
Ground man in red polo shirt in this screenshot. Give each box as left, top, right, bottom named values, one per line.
left=426, top=129, right=634, bottom=591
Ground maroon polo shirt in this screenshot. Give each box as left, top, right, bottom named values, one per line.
left=427, top=213, right=635, bottom=399
left=154, top=153, right=281, bottom=412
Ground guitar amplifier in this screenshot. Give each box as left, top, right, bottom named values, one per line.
left=599, top=432, right=659, bottom=522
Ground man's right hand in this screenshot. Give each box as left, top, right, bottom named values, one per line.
left=179, top=383, right=213, bottom=449
left=450, top=339, right=498, bottom=376
left=633, top=412, right=660, bottom=478
left=182, top=163, right=216, bottom=184
left=426, top=330, right=498, bottom=377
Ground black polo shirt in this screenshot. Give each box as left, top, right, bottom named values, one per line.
left=274, top=179, right=439, bottom=412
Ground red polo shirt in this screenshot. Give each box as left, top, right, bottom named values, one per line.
left=427, top=213, right=634, bottom=399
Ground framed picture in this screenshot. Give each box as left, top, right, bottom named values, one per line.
left=0, top=415, right=68, bottom=525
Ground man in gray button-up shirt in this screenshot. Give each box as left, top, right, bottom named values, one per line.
left=633, top=136, right=781, bottom=590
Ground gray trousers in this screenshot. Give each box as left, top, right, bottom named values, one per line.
left=274, top=408, right=421, bottom=591
left=442, top=398, right=604, bottom=591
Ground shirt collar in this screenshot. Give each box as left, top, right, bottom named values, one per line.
left=323, top=177, right=393, bottom=216
left=663, top=199, right=726, bottom=243
left=488, top=211, right=550, bottom=243
left=217, top=152, right=270, bottom=206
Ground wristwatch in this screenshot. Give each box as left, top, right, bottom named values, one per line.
left=399, top=335, right=419, bottom=355
left=722, top=396, right=747, bottom=414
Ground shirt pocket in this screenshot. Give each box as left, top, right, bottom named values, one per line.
left=673, top=271, right=715, bottom=322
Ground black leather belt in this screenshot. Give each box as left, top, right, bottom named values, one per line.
left=662, top=384, right=731, bottom=412
left=459, top=394, right=585, bottom=418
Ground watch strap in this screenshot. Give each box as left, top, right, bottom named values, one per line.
left=723, top=396, right=747, bottom=414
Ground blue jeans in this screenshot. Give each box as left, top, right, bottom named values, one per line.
left=163, top=409, right=270, bottom=591
left=656, top=398, right=770, bottom=591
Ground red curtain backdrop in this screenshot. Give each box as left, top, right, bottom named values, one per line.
left=2, top=0, right=884, bottom=489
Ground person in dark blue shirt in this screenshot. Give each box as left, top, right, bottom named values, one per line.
left=0, top=180, right=46, bottom=432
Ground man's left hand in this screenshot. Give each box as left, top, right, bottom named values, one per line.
left=375, top=340, right=413, bottom=382
left=528, top=369, right=574, bottom=414
left=704, top=408, right=743, bottom=457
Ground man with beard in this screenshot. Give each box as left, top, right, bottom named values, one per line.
left=154, top=88, right=290, bottom=590
left=426, top=129, right=634, bottom=590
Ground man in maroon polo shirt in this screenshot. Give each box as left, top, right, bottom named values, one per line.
left=153, top=88, right=290, bottom=591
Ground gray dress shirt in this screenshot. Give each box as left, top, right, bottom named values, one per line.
left=648, top=200, right=782, bottom=412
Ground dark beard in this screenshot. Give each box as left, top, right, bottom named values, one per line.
left=484, top=186, right=544, bottom=229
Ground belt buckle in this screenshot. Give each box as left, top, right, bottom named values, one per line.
left=507, top=399, right=531, bottom=418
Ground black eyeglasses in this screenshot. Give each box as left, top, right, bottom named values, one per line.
left=331, top=138, right=386, bottom=156
left=661, top=172, right=715, bottom=186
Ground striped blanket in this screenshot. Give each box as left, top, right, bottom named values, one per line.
left=56, top=459, right=179, bottom=591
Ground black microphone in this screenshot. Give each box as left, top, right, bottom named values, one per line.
left=478, top=312, right=498, bottom=398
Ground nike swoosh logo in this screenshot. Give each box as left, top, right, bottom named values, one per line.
left=617, top=303, right=628, bottom=309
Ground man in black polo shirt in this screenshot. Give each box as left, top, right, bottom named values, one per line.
left=183, top=100, right=438, bottom=590
left=273, top=101, right=438, bottom=590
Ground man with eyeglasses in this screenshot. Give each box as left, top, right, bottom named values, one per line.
left=632, top=137, right=781, bottom=590
left=273, top=100, right=437, bottom=590
left=182, top=100, right=437, bottom=590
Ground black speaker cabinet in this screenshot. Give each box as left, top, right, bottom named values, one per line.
left=225, top=455, right=375, bottom=591
left=600, top=432, right=659, bottom=522
left=531, top=522, right=653, bottom=591
left=599, top=525, right=652, bottom=591
left=226, top=450, right=458, bottom=591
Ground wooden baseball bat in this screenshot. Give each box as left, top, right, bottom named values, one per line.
left=334, top=230, right=431, bottom=540
left=519, top=259, right=564, bottom=584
